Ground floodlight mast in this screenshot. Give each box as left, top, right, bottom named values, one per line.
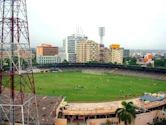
left=0, top=0, right=39, bottom=125
left=99, top=27, right=105, bottom=63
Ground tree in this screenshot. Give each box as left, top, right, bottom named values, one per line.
left=32, top=54, right=37, bottom=65
left=154, top=59, right=166, bottom=68
left=87, top=61, right=98, bottom=64
left=115, top=101, right=136, bottom=125
left=62, top=59, right=69, bottom=64
left=123, top=57, right=137, bottom=65
left=154, top=59, right=165, bottom=67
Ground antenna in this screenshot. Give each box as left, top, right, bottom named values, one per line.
left=76, top=26, right=84, bottom=36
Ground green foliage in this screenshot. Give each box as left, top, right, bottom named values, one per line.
left=33, top=71, right=166, bottom=102
left=3, top=58, right=10, bottom=66
left=87, top=61, right=99, bottom=63
left=62, top=59, right=69, bottom=64
left=3, top=56, right=28, bottom=69
left=32, top=55, right=37, bottom=65
left=154, top=59, right=166, bottom=68
left=123, top=57, right=137, bottom=65
left=115, top=101, right=136, bottom=125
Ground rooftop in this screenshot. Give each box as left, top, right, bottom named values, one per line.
left=62, top=93, right=166, bottom=116
left=0, top=89, right=64, bottom=125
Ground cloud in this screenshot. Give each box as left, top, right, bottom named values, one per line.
left=27, top=0, right=166, bottom=49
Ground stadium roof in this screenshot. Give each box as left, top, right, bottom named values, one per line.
left=140, top=94, right=165, bottom=102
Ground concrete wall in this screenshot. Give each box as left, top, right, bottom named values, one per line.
left=87, top=110, right=163, bottom=125
left=55, top=110, right=166, bottom=125
left=55, top=118, right=67, bottom=125
left=87, top=118, right=119, bottom=125
left=135, top=111, right=157, bottom=125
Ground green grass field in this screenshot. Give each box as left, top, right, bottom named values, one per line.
left=34, top=71, right=166, bottom=102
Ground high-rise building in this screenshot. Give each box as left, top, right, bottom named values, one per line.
left=36, top=44, right=58, bottom=56
left=76, top=40, right=100, bottom=63
left=103, top=47, right=111, bottom=63
left=64, top=34, right=88, bottom=63
left=124, top=49, right=130, bottom=58
left=110, top=44, right=124, bottom=64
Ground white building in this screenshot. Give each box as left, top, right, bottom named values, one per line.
left=36, top=55, right=64, bottom=64
left=63, top=34, right=88, bottom=63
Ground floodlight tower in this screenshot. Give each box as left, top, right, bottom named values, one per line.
left=99, top=27, right=105, bottom=63
left=0, top=0, right=39, bottom=125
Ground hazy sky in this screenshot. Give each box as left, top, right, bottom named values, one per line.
left=27, top=0, right=166, bottom=49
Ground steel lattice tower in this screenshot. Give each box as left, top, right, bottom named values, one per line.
left=0, top=0, right=39, bottom=124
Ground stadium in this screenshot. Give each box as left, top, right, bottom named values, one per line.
left=32, top=64, right=166, bottom=125
left=1, top=0, right=166, bottom=125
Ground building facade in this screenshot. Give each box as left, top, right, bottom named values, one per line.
left=110, top=44, right=124, bottom=64
left=36, top=44, right=65, bottom=64
left=123, top=49, right=130, bottom=58
left=36, top=55, right=62, bottom=64
left=103, top=47, right=111, bottom=63
left=36, top=44, right=58, bottom=56
left=63, top=34, right=88, bottom=63
left=76, top=40, right=100, bottom=63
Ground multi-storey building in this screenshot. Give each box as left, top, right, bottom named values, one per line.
left=63, top=34, right=88, bottom=63
left=0, top=50, right=32, bottom=59
left=36, top=55, right=62, bottom=64
left=36, top=44, right=64, bottom=64
left=76, top=40, right=100, bottom=63
left=76, top=41, right=87, bottom=63
left=123, top=49, right=130, bottom=58
left=36, top=44, right=58, bottom=56
left=103, top=47, right=111, bottom=63
left=110, top=44, right=124, bottom=64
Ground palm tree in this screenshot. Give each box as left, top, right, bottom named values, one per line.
left=115, top=101, right=136, bottom=125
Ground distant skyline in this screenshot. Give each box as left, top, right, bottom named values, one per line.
left=27, top=0, right=166, bottom=49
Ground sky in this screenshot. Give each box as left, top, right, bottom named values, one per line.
left=27, top=0, right=166, bottom=49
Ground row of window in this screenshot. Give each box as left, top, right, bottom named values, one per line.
left=37, top=56, right=62, bottom=64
